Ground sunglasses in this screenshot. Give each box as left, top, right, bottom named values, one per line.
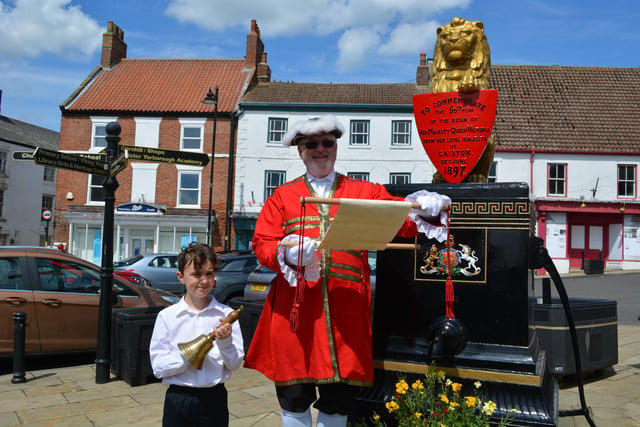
left=300, top=139, right=336, bottom=150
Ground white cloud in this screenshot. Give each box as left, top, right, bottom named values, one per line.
left=378, top=21, right=440, bottom=56
left=0, top=0, right=102, bottom=61
left=164, top=0, right=468, bottom=74
left=336, top=27, right=381, bottom=73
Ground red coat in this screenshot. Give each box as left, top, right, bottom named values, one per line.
left=244, top=173, right=418, bottom=386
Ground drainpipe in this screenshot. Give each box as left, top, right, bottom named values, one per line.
left=529, top=150, right=535, bottom=198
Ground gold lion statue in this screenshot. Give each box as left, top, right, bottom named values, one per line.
left=430, top=17, right=495, bottom=183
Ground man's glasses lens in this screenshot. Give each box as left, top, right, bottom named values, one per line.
left=304, top=139, right=335, bottom=149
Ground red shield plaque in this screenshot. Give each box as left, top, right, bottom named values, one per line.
left=413, top=90, right=497, bottom=183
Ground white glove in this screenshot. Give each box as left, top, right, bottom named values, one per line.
left=413, top=192, right=451, bottom=218
left=405, top=190, right=451, bottom=242
left=284, top=237, right=317, bottom=266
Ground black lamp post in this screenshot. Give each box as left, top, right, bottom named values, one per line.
left=95, top=121, right=120, bottom=384
left=202, top=86, right=218, bottom=245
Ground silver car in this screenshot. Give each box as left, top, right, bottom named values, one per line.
left=114, top=253, right=181, bottom=294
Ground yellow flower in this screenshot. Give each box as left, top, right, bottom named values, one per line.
left=439, top=424, right=447, bottom=427
left=437, top=370, right=446, bottom=382
left=373, top=414, right=380, bottom=421
left=412, top=379, right=424, bottom=391
left=482, top=400, right=497, bottom=416
left=386, top=400, right=399, bottom=413
left=451, top=382, right=462, bottom=394
left=445, top=378, right=452, bottom=387
left=414, top=412, right=422, bottom=419
left=439, top=393, right=449, bottom=404
left=474, top=380, right=482, bottom=389
left=465, top=396, right=477, bottom=407
left=395, top=379, right=409, bottom=395
left=449, top=401, right=460, bottom=409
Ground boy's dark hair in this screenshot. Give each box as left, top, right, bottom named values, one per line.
left=177, top=242, right=218, bottom=274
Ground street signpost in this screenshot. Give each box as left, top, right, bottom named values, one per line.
left=13, top=150, right=108, bottom=162
left=33, top=147, right=110, bottom=176
left=110, top=149, right=128, bottom=177
left=120, top=145, right=209, bottom=166
left=12, top=151, right=35, bottom=161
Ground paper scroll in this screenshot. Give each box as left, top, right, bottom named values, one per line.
left=315, top=198, right=413, bottom=250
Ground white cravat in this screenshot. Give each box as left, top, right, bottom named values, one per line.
left=307, top=171, right=335, bottom=198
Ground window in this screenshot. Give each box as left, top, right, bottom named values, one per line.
left=348, top=172, right=370, bottom=182
left=88, top=175, right=106, bottom=203
left=268, top=118, right=288, bottom=144
left=177, top=171, right=201, bottom=207
left=43, top=166, right=55, bottom=182
left=488, top=161, right=497, bottom=183
left=618, top=165, right=636, bottom=198
left=0, top=151, right=7, bottom=174
left=390, top=173, right=411, bottom=184
left=91, top=117, right=117, bottom=150
left=34, top=257, right=132, bottom=294
left=548, top=163, right=566, bottom=196
left=264, top=170, right=286, bottom=200
left=0, top=257, right=22, bottom=290
left=350, top=120, right=370, bottom=146
left=0, top=189, right=4, bottom=217
left=391, top=121, right=411, bottom=146
left=181, top=125, right=204, bottom=150
left=92, top=124, right=107, bottom=149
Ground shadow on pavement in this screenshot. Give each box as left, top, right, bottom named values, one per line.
left=0, top=351, right=96, bottom=376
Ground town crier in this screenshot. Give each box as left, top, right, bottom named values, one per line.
left=244, top=116, right=450, bottom=427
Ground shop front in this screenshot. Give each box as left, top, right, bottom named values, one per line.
left=537, top=200, right=640, bottom=273
left=63, top=203, right=209, bottom=264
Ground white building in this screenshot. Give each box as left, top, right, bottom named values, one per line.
left=233, top=64, right=640, bottom=274
left=0, top=91, right=59, bottom=247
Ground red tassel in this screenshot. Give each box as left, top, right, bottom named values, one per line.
left=289, top=202, right=308, bottom=332
left=445, top=275, right=455, bottom=319
left=444, top=211, right=455, bottom=319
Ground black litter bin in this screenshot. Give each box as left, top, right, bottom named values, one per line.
left=530, top=297, right=617, bottom=378
left=228, top=298, right=265, bottom=353
left=111, top=306, right=165, bottom=386
left=583, top=260, right=604, bottom=275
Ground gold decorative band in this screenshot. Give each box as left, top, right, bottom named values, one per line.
left=373, top=359, right=542, bottom=386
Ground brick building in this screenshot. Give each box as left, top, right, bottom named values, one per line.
left=54, top=20, right=270, bottom=262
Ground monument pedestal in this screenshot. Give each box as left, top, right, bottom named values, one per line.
left=350, top=183, right=558, bottom=426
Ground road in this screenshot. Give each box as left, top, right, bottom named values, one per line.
left=534, top=272, right=640, bottom=326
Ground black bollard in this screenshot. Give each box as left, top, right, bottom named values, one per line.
left=12, top=312, right=27, bottom=384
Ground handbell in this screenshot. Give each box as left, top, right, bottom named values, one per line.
left=178, top=306, right=244, bottom=369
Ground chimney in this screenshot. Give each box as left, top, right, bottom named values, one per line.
left=245, top=19, right=264, bottom=70
left=257, top=52, right=271, bottom=83
left=101, top=21, right=127, bottom=68
left=416, top=52, right=431, bottom=87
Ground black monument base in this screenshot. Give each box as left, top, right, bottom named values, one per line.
left=350, top=339, right=558, bottom=426
left=357, top=183, right=559, bottom=426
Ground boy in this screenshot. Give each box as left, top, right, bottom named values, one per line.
left=150, top=242, right=244, bottom=427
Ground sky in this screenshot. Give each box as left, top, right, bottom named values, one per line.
left=1, top=0, right=639, bottom=132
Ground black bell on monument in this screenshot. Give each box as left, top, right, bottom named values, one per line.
left=428, top=316, right=467, bottom=359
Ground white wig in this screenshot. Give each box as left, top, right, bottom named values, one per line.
left=282, top=116, right=345, bottom=147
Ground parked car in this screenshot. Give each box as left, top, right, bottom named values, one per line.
left=114, top=253, right=181, bottom=294
left=0, top=247, right=179, bottom=356
left=244, top=264, right=276, bottom=301
left=113, top=270, right=152, bottom=287
left=242, top=250, right=378, bottom=301
left=213, top=251, right=259, bottom=304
